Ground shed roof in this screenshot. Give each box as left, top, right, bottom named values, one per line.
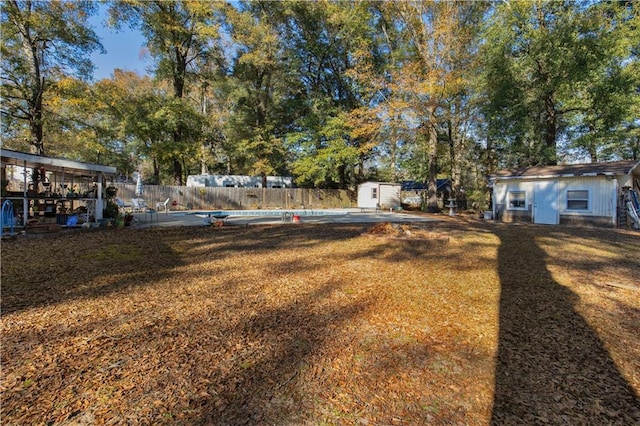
left=358, top=181, right=401, bottom=187
left=1, top=148, right=117, bottom=176
left=491, top=160, right=639, bottom=180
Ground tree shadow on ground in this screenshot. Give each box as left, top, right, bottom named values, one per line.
left=0, top=225, right=364, bottom=315
left=0, top=230, right=185, bottom=315
left=1, top=232, right=375, bottom=425
left=492, top=226, right=640, bottom=424
left=146, top=224, right=360, bottom=259
left=190, top=280, right=374, bottom=425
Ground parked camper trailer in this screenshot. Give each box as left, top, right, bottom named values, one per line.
left=186, top=174, right=293, bottom=188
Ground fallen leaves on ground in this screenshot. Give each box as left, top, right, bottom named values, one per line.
left=1, top=217, right=639, bottom=425
left=364, top=222, right=450, bottom=245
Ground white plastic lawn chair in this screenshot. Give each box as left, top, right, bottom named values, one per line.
left=156, top=198, right=170, bottom=214
left=131, top=198, right=147, bottom=213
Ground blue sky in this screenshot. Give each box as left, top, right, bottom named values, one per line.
left=89, top=6, right=150, bottom=80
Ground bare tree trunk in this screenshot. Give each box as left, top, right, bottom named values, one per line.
left=426, top=113, right=439, bottom=213
left=448, top=119, right=458, bottom=196
left=30, top=103, right=44, bottom=155
left=28, top=29, right=45, bottom=155
left=200, top=88, right=209, bottom=175
left=544, top=95, right=558, bottom=165
left=173, top=157, right=183, bottom=186
left=152, top=156, right=160, bottom=184
left=390, top=138, right=398, bottom=182
left=338, top=164, right=347, bottom=190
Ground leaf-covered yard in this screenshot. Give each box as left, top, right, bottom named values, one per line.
left=1, top=218, right=639, bottom=425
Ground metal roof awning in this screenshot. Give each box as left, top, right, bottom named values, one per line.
left=1, top=148, right=117, bottom=176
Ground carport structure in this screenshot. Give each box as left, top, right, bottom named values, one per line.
left=1, top=148, right=117, bottom=229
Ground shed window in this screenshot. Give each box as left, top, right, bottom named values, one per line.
left=567, top=190, right=589, bottom=210
left=371, top=188, right=378, bottom=199
left=508, top=191, right=526, bottom=209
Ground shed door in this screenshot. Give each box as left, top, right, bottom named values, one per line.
left=533, top=181, right=559, bottom=225
left=379, top=184, right=400, bottom=208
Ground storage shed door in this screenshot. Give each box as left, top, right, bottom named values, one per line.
left=533, top=181, right=559, bottom=225
left=379, top=184, right=400, bottom=208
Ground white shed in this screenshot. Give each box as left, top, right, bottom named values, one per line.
left=357, top=182, right=402, bottom=210
left=490, top=160, right=640, bottom=227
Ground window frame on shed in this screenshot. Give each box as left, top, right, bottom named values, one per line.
left=566, top=189, right=590, bottom=211
left=507, top=190, right=527, bottom=210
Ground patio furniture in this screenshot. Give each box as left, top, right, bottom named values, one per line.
left=131, top=198, right=147, bottom=213
left=156, top=198, right=170, bottom=214
left=1, top=200, right=16, bottom=236
left=145, top=208, right=158, bottom=223
left=115, top=197, right=132, bottom=214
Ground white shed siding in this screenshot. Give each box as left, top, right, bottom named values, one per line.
left=557, top=176, right=614, bottom=218
left=494, top=180, right=535, bottom=208
left=491, top=160, right=639, bottom=227
left=493, top=175, right=618, bottom=225
left=357, top=182, right=401, bottom=209
left=357, top=182, right=377, bottom=209
left=379, top=184, right=401, bottom=208
left=495, top=177, right=614, bottom=215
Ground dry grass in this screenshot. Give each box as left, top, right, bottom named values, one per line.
left=1, top=218, right=639, bottom=425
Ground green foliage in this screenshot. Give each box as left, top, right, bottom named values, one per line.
left=103, top=200, right=120, bottom=220
left=0, top=0, right=103, bottom=154
left=222, top=1, right=301, bottom=181
left=107, top=0, right=226, bottom=184
left=479, top=0, right=639, bottom=166
left=4, top=0, right=637, bottom=198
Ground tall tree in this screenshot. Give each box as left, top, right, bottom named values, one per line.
left=42, top=75, right=108, bottom=162
left=188, top=61, right=233, bottom=175
left=108, top=0, right=224, bottom=184
left=91, top=70, right=168, bottom=182
left=357, top=1, right=479, bottom=211
left=480, top=0, right=638, bottom=166
left=0, top=0, right=102, bottom=155
left=223, top=1, right=300, bottom=187
left=281, top=0, right=373, bottom=189
left=567, top=1, right=640, bottom=161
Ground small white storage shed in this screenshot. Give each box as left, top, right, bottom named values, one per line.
left=357, top=182, right=402, bottom=210
left=490, top=160, right=640, bottom=227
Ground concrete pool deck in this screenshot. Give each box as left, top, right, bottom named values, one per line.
left=132, top=208, right=441, bottom=228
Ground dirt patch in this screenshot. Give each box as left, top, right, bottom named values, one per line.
left=364, top=221, right=450, bottom=245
